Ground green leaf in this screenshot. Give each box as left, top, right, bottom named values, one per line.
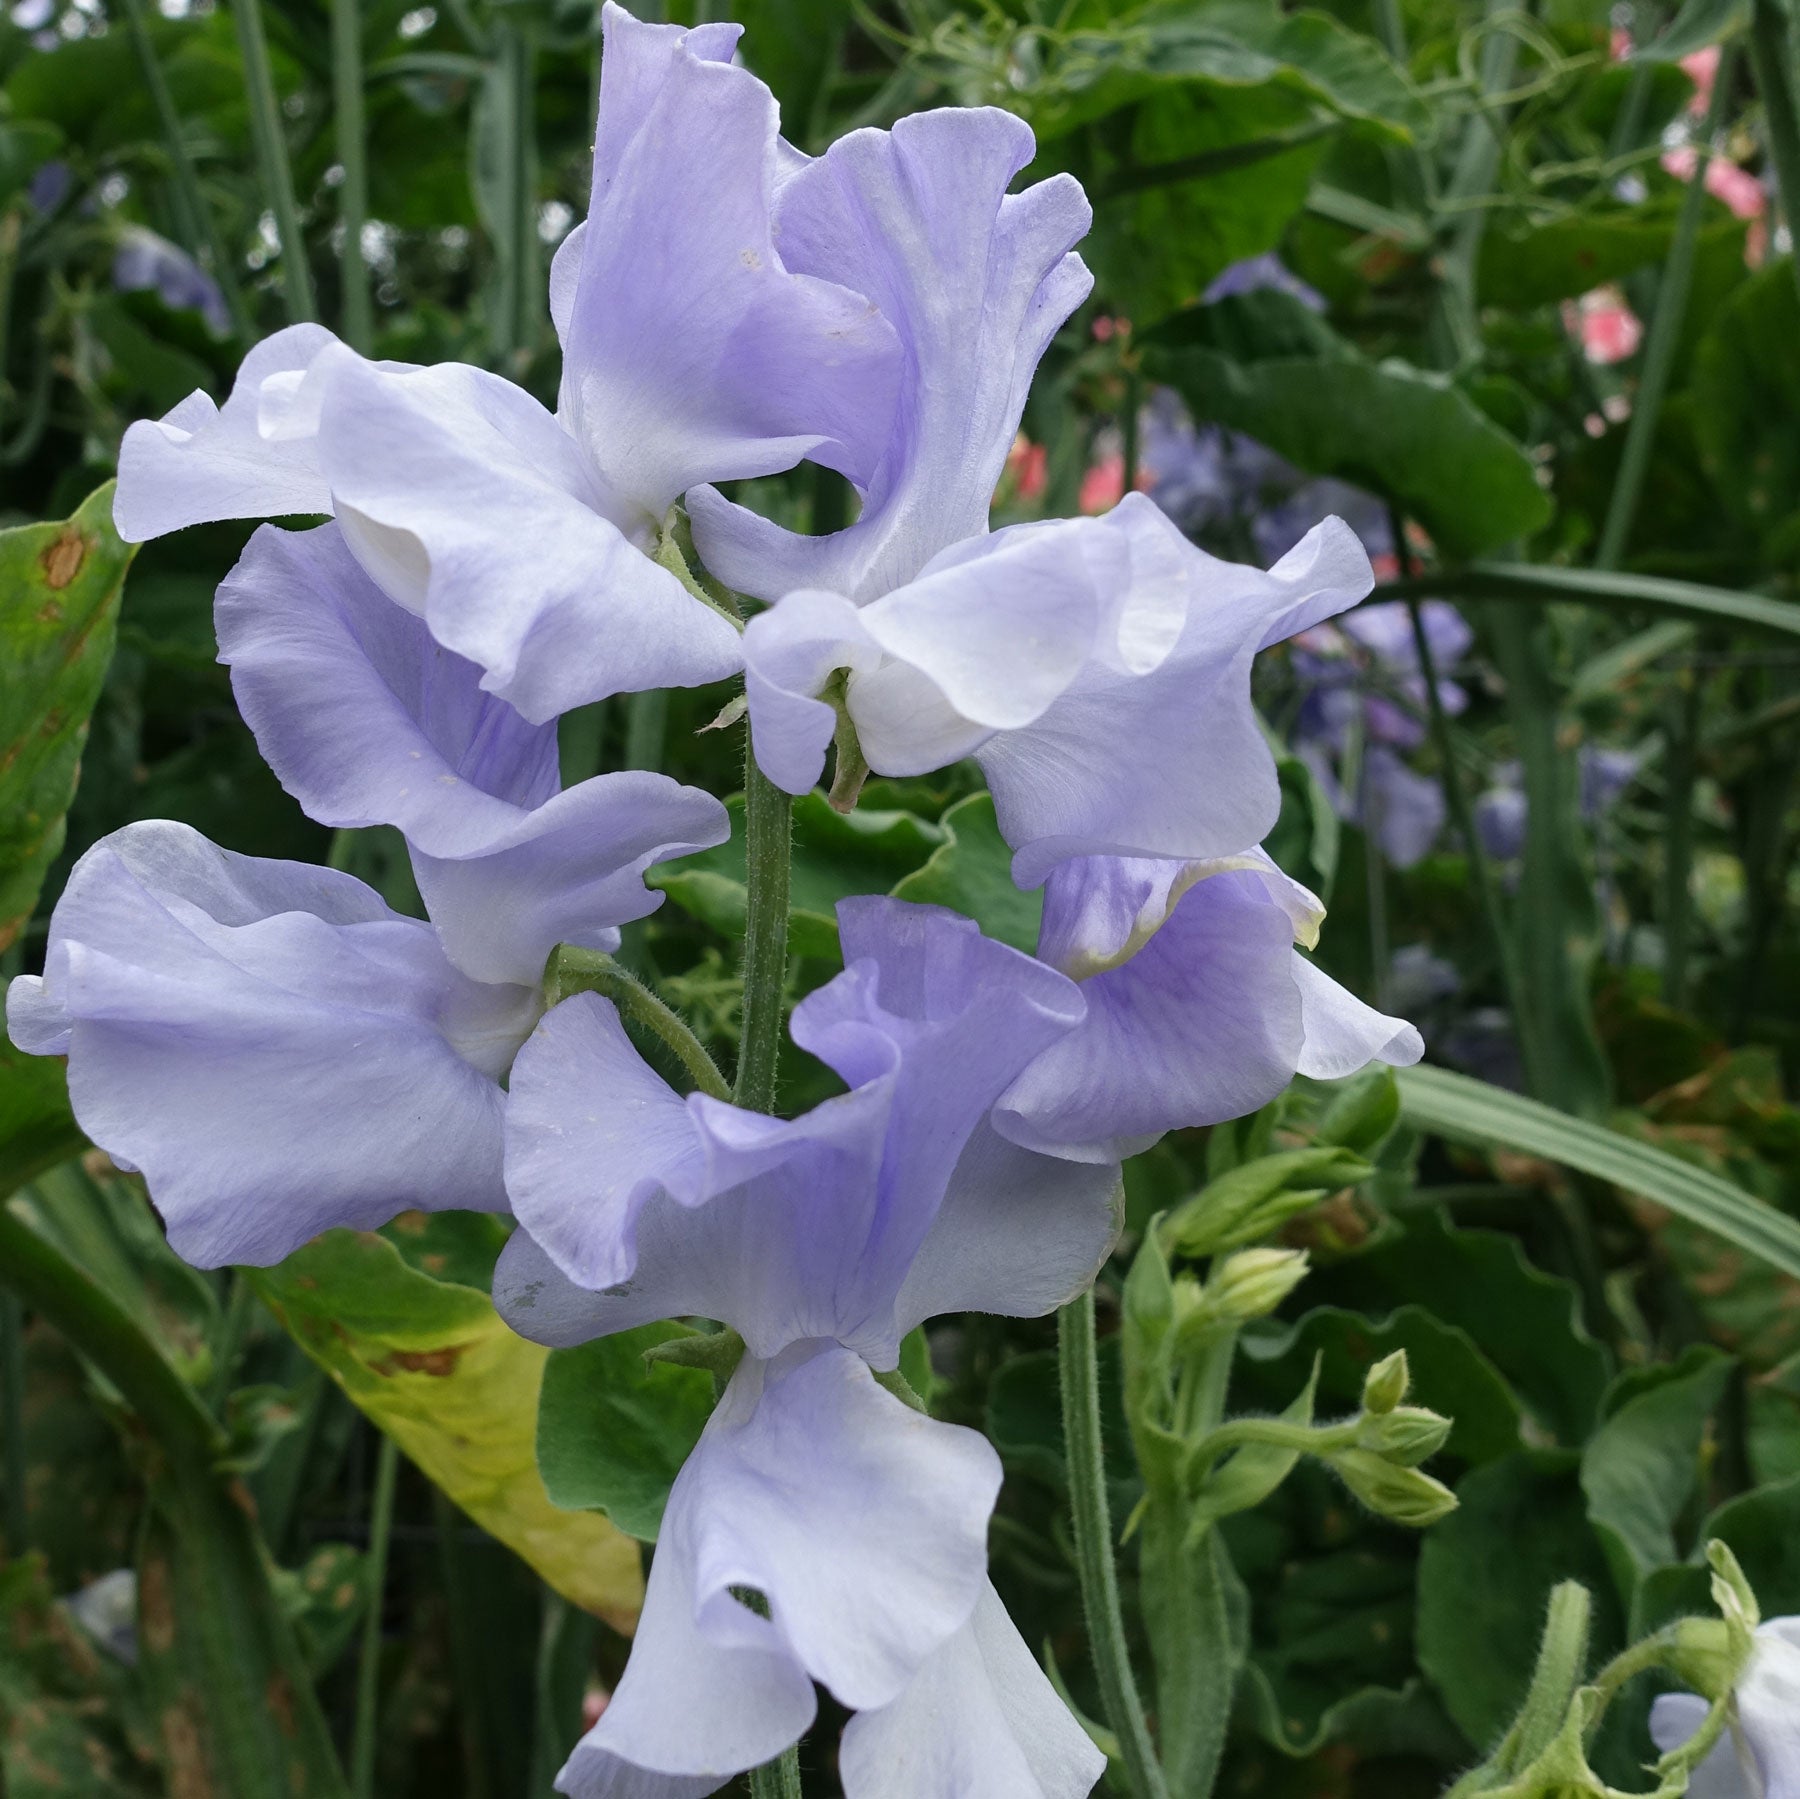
left=1633, top=1472, right=1800, bottom=1632
left=1476, top=206, right=1682, bottom=309
left=537, top=1323, right=716, bottom=1541
left=1370, top=563, right=1800, bottom=642
left=650, top=789, right=944, bottom=960
left=1310, top=1213, right=1611, bottom=1448
left=1693, top=265, right=1800, bottom=565
left=1145, top=295, right=1553, bottom=557
left=1396, top=1064, right=1800, bottom=1284
left=1637, top=0, right=1750, bottom=60
left=1580, top=1346, right=1732, bottom=1594
left=0, top=1041, right=86, bottom=1196
left=0, top=484, right=135, bottom=950
left=889, top=792, right=1043, bottom=955
left=250, top=1231, right=645, bottom=1632
left=1415, top=1450, right=1622, bottom=1751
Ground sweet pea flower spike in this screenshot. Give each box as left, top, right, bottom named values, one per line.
left=742, top=492, right=1375, bottom=883
left=995, top=849, right=1423, bottom=1162
left=113, top=5, right=901, bottom=722
left=689, top=104, right=1093, bottom=606
left=4, top=823, right=535, bottom=1267
left=215, top=522, right=729, bottom=985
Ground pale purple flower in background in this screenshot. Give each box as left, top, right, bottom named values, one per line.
left=66, top=1570, right=137, bottom=1665
left=1202, top=251, right=1326, bottom=311
left=27, top=158, right=71, bottom=213
left=114, top=5, right=903, bottom=721
left=1473, top=747, right=1641, bottom=864
left=1651, top=1616, right=1800, bottom=1799
left=112, top=227, right=229, bottom=335
left=994, top=847, right=1422, bottom=1161
left=741, top=493, right=1373, bottom=883
left=495, top=899, right=1114, bottom=1798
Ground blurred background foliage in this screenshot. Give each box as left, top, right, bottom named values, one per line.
left=5, top=0, right=1800, bottom=1790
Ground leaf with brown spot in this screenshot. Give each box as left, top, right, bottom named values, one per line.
left=0, top=484, right=134, bottom=951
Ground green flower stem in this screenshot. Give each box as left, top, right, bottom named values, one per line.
left=1596, top=44, right=1737, bottom=570
left=331, top=0, right=374, bottom=353
left=230, top=0, right=317, bottom=323
left=733, top=744, right=793, bottom=1114
left=352, top=1430, right=399, bottom=1799
left=625, top=689, right=669, bottom=773
left=117, top=0, right=251, bottom=338
left=550, top=948, right=731, bottom=1101
left=1748, top=0, right=1800, bottom=303
left=748, top=1748, right=803, bottom=1799
left=1662, top=665, right=1702, bottom=1007
left=1058, top=1289, right=1171, bottom=1799
left=1403, top=592, right=1539, bottom=1088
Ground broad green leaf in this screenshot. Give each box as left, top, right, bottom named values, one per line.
left=1415, top=1450, right=1622, bottom=1750
left=889, top=792, right=1043, bottom=955
left=1476, top=206, right=1679, bottom=309
left=1693, top=265, right=1800, bottom=565
left=0, top=1040, right=86, bottom=1196
left=1396, top=1063, right=1800, bottom=1284
left=250, top=1231, right=645, bottom=1631
left=1310, top=1213, right=1610, bottom=1448
left=1238, top=1304, right=1523, bottom=1466
left=985, top=1337, right=1136, bottom=1495
left=650, top=789, right=944, bottom=960
left=1632, top=1473, right=1800, bottom=1631
left=1145, top=295, right=1552, bottom=556
left=0, top=484, right=135, bottom=949
left=537, top=1323, right=715, bottom=1541
left=1370, top=563, right=1800, bottom=642
left=1580, top=1346, right=1731, bottom=1593
left=1237, top=1668, right=1467, bottom=1762
left=0, top=1553, right=160, bottom=1798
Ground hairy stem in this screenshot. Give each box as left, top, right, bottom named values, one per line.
left=749, top=1747, right=803, bottom=1799
left=734, top=744, right=793, bottom=1114
left=1059, top=1289, right=1171, bottom=1799
left=551, top=949, right=731, bottom=1101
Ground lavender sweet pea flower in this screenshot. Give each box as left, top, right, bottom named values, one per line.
left=112, top=227, right=229, bottom=336
left=1650, top=1616, right=1800, bottom=1799
left=214, top=522, right=728, bottom=983
left=494, top=899, right=1116, bottom=1796
left=114, top=5, right=900, bottom=721
left=741, top=493, right=1374, bottom=883
left=688, top=106, right=1093, bottom=606
left=995, top=849, right=1423, bottom=1160
left=1202, top=252, right=1327, bottom=311
left=5, top=823, right=535, bottom=1267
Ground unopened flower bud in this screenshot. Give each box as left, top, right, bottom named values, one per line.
left=1662, top=1617, right=1737, bottom=1701
left=1355, top=1404, right=1452, bottom=1466
left=1205, top=1247, right=1309, bottom=1324
left=1331, top=1448, right=1457, bottom=1527
left=1361, top=1349, right=1410, bottom=1415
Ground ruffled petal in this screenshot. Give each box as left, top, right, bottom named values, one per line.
left=311, top=354, right=744, bottom=722
left=894, top=1121, right=1120, bottom=1334
left=689, top=108, right=1092, bottom=604
left=1290, top=953, right=1424, bottom=1079
left=984, top=503, right=1373, bottom=885
left=558, top=5, right=902, bottom=520
left=839, top=1584, right=1107, bottom=1799
left=114, top=324, right=339, bottom=540
left=739, top=589, right=879, bottom=796
left=410, top=771, right=728, bottom=986
left=8, top=822, right=530, bottom=1266
left=216, top=521, right=559, bottom=850
left=995, top=867, right=1304, bottom=1159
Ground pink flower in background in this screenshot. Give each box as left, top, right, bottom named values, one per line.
left=1681, top=44, right=1720, bottom=112
left=1663, top=142, right=1768, bottom=259
left=1004, top=434, right=1047, bottom=502
left=1080, top=452, right=1125, bottom=513
left=1566, top=287, right=1643, bottom=363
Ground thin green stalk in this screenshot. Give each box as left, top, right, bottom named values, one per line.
left=352, top=1431, right=400, bottom=1799
left=550, top=950, right=731, bottom=1100
left=433, top=1488, right=495, bottom=1799
left=230, top=0, right=317, bottom=322
left=1748, top=0, right=1800, bottom=304
left=749, top=1749, right=803, bottom=1799
left=332, top=0, right=374, bottom=353
left=1361, top=765, right=1391, bottom=1012
left=487, top=23, right=538, bottom=362
left=1058, top=1290, right=1170, bottom=1799
left=1595, top=45, right=1737, bottom=570
left=1661, top=665, right=1702, bottom=1007
left=118, top=0, right=251, bottom=337
left=1403, top=594, right=1537, bottom=1076
left=207, top=1272, right=255, bottom=1411
left=2, top=1293, right=25, bottom=1552
left=733, top=745, right=793, bottom=1114
left=624, top=690, right=669, bottom=773
left=1120, top=367, right=1143, bottom=499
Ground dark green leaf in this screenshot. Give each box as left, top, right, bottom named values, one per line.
left=889, top=792, right=1043, bottom=955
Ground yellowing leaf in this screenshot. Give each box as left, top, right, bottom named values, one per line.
left=250, top=1230, right=643, bottom=1633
